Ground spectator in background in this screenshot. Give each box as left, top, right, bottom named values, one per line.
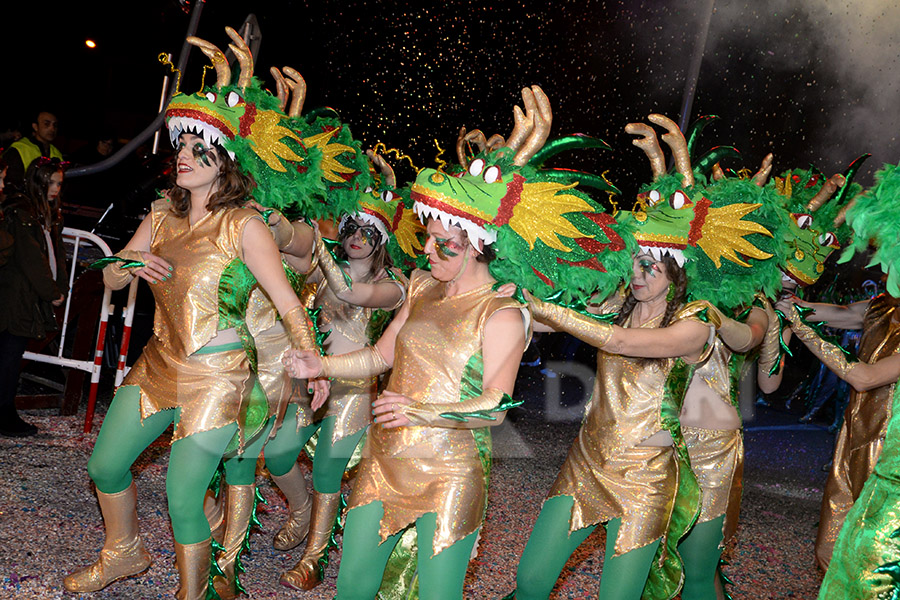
left=0, top=158, right=69, bottom=437
left=2, top=111, right=63, bottom=194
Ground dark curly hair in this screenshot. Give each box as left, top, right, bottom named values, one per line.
left=167, top=145, right=255, bottom=217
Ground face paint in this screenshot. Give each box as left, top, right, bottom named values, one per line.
left=638, top=257, right=660, bottom=277
left=340, top=220, right=383, bottom=247
left=192, top=142, right=216, bottom=167
left=434, top=237, right=463, bottom=259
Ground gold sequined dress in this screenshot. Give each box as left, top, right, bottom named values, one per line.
left=815, top=293, right=900, bottom=570
left=346, top=270, right=527, bottom=556
left=682, top=334, right=744, bottom=545
left=121, top=199, right=268, bottom=443
left=314, top=268, right=407, bottom=443
left=548, top=303, right=709, bottom=599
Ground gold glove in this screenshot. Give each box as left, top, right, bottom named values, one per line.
left=315, top=239, right=351, bottom=295
left=530, top=297, right=612, bottom=348
left=758, top=299, right=782, bottom=375
left=281, top=305, right=319, bottom=353
left=267, top=211, right=296, bottom=250
left=785, top=303, right=854, bottom=378
left=320, top=346, right=389, bottom=379
left=400, top=388, right=516, bottom=429
left=102, top=249, right=144, bottom=290
left=705, top=302, right=755, bottom=352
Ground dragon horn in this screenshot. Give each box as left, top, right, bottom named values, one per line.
left=282, top=67, right=307, bottom=117
left=751, top=153, right=774, bottom=187
left=625, top=122, right=665, bottom=181
left=505, top=88, right=536, bottom=154
left=833, top=195, right=860, bottom=227
left=693, top=145, right=741, bottom=176
left=685, top=114, right=720, bottom=158
left=807, top=173, right=845, bottom=213
left=269, top=67, right=288, bottom=112
left=833, top=153, right=872, bottom=205
left=225, top=26, right=253, bottom=89
left=186, top=36, right=230, bottom=87
left=648, top=113, right=694, bottom=187
left=513, top=85, right=553, bottom=166
left=366, top=149, right=397, bottom=189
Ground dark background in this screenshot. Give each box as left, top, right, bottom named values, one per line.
left=3, top=0, right=897, bottom=203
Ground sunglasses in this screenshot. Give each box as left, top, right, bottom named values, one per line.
left=340, top=220, right=383, bottom=246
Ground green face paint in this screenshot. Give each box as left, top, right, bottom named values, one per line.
left=434, top=237, right=462, bottom=259
left=192, top=142, right=215, bottom=167
left=638, top=257, right=659, bottom=277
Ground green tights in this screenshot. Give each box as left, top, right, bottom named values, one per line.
left=335, top=502, right=478, bottom=600
left=515, top=495, right=661, bottom=600
left=87, top=385, right=273, bottom=544
left=678, top=515, right=726, bottom=600
left=264, top=413, right=365, bottom=494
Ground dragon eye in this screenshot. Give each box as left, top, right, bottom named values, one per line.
left=483, top=165, right=501, bottom=184
left=795, top=214, right=813, bottom=229
left=205, top=92, right=217, bottom=103
left=647, top=189, right=662, bottom=206
left=468, top=158, right=485, bottom=177
left=381, top=190, right=395, bottom=202
left=669, top=191, right=689, bottom=209
left=225, top=91, right=241, bottom=107
left=818, top=232, right=837, bottom=247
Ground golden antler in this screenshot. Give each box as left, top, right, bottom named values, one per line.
left=282, top=67, right=306, bottom=117
left=512, top=86, right=552, bottom=166
left=833, top=193, right=860, bottom=227
left=225, top=26, right=253, bottom=89
left=752, top=153, right=774, bottom=187
left=711, top=163, right=726, bottom=181
left=648, top=114, right=694, bottom=187
left=186, top=36, right=230, bottom=87
left=366, top=149, right=397, bottom=189
left=456, top=127, right=485, bottom=168
left=270, top=67, right=288, bottom=112
left=807, top=174, right=845, bottom=213
left=624, top=122, right=665, bottom=181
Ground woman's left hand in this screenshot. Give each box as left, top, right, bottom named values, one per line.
left=308, top=378, right=331, bottom=411
left=372, top=390, right=414, bottom=428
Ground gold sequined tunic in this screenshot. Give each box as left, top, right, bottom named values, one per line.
left=122, top=199, right=265, bottom=442
left=683, top=334, right=744, bottom=544
left=549, top=305, right=710, bottom=557
left=314, top=269, right=407, bottom=443
left=346, top=270, right=525, bottom=556
left=816, top=293, right=900, bottom=569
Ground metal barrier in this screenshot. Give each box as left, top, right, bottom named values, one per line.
left=21, top=227, right=139, bottom=433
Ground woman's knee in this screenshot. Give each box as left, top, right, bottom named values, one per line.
left=86, top=452, right=130, bottom=493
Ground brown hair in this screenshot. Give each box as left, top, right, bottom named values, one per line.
left=167, top=147, right=255, bottom=217
left=615, top=253, right=687, bottom=328
left=336, top=231, right=394, bottom=282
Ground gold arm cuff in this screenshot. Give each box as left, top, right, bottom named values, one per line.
left=281, top=305, right=318, bottom=352
left=321, top=346, right=389, bottom=379
left=401, top=388, right=505, bottom=429
left=315, top=239, right=351, bottom=296
left=788, top=305, right=854, bottom=378
left=531, top=298, right=612, bottom=348
left=102, top=249, right=143, bottom=289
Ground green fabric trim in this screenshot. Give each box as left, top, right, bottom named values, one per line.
left=322, top=237, right=354, bottom=289
left=193, top=341, right=244, bottom=355
left=438, top=393, right=522, bottom=422
left=378, top=528, right=420, bottom=600
left=459, top=351, right=493, bottom=499
left=217, top=258, right=259, bottom=370
left=283, top=259, right=309, bottom=296
left=643, top=358, right=701, bottom=600
left=88, top=256, right=145, bottom=270
left=794, top=304, right=859, bottom=363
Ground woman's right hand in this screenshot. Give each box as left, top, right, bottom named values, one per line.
left=133, top=251, right=174, bottom=285
left=282, top=349, right=323, bottom=379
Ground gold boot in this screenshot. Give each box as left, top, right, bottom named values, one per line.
left=211, top=484, right=256, bottom=599
left=174, top=538, right=211, bottom=600
left=64, top=482, right=151, bottom=592
left=279, top=491, right=341, bottom=590
left=204, top=487, right=226, bottom=545
left=271, top=464, right=312, bottom=551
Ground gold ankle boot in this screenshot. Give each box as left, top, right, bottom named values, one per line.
left=271, top=464, right=312, bottom=551
left=64, top=482, right=151, bottom=592
left=174, top=538, right=211, bottom=600
left=211, top=484, right=256, bottom=599
left=279, top=491, right=341, bottom=591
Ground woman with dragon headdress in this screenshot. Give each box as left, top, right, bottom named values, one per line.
left=284, top=85, right=629, bottom=599
left=63, top=28, right=323, bottom=600
left=766, top=163, right=900, bottom=599
left=510, top=114, right=783, bottom=600
left=275, top=150, right=420, bottom=592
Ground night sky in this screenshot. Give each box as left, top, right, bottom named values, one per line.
left=3, top=0, right=898, bottom=203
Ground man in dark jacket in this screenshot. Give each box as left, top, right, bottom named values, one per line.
left=2, top=111, right=63, bottom=194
